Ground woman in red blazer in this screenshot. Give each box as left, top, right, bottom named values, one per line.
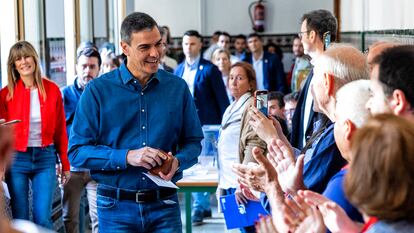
left=0, top=41, right=70, bottom=229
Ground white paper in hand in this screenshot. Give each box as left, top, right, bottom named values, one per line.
left=2, top=181, right=10, bottom=199
left=143, top=172, right=179, bottom=189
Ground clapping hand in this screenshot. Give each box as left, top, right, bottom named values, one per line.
left=268, top=139, right=306, bottom=195
left=298, top=190, right=362, bottom=233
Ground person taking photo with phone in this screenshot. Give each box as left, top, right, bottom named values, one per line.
left=217, top=62, right=259, bottom=233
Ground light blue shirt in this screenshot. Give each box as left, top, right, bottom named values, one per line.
left=253, top=53, right=264, bottom=90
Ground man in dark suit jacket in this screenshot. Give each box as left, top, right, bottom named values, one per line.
left=290, top=9, right=337, bottom=150
left=174, top=30, right=229, bottom=125
left=243, top=33, right=288, bottom=94
left=174, top=30, right=229, bottom=225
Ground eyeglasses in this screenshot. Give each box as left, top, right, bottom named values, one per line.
left=298, top=31, right=310, bottom=39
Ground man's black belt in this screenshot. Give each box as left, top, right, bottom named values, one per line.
left=97, top=187, right=177, bottom=203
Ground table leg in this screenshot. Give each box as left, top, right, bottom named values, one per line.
left=185, top=191, right=192, bottom=233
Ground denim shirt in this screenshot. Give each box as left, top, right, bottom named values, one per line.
left=61, top=78, right=88, bottom=172
left=68, top=63, right=203, bottom=190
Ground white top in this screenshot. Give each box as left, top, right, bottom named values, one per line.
left=253, top=53, right=265, bottom=90
left=222, top=75, right=233, bottom=103
left=182, top=55, right=201, bottom=96
left=302, top=75, right=314, bottom=147
left=230, top=54, right=241, bottom=65
left=217, top=92, right=252, bottom=189
left=27, top=89, right=42, bottom=147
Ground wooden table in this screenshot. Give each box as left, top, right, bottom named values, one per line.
left=177, top=168, right=218, bottom=233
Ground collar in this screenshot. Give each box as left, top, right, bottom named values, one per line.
left=74, top=77, right=84, bottom=92
left=234, top=92, right=252, bottom=108
left=119, top=60, right=160, bottom=86
left=361, top=217, right=378, bottom=232
left=185, top=55, right=201, bottom=70
left=253, top=52, right=264, bottom=63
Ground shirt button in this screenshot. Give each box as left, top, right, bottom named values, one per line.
left=142, top=126, right=146, bottom=130
left=117, top=166, right=120, bottom=170
left=101, top=168, right=104, bottom=171
left=142, top=142, right=146, bottom=146
left=142, top=177, right=145, bottom=180
left=142, top=109, right=145, bottom=112
left=134, top=80, right=137, bottom=84
left=141, top=92, right=144, bottom=96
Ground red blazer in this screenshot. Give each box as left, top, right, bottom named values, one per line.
left=0, top=78, right=70, bottom=171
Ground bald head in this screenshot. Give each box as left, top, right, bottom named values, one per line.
left=334, top=80, right=372, bottom=160
left=366, top=41, right=398, bottom=71
left=311, top=43, right=369, bottom=120
left=314, top=43, right=369, bottom=91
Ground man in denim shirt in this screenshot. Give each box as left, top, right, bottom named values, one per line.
left=68, top=12, right=203, bottom=233
left=61, top=47, right=101, bottom=233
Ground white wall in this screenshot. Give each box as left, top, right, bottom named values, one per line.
left=93, top=0, right=107, bottom=37
left=341, top=0, right=414, bottom=31
left=0, top=0, right=19, bottom=87
left=134, top=0, right=333, bottom=37
left=46, top=0, right=65, bottom=37
left=134, top=0, right=202, bottom=37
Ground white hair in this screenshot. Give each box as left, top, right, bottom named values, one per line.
left=314, top=43, right=369, bottom=91
left=335, top=80, right=371, bottom=128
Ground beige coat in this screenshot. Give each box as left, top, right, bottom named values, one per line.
left=238, top=97, right=268, bottom=164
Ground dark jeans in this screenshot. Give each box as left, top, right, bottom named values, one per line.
left=97, top=185, right=182, bottom=233
left=7, top=146, right=57, bottom=229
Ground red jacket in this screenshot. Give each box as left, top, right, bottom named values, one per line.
left=0, top=78, right=70, bottom=171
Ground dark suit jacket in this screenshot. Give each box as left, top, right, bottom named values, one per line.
left=290, top=70, right=319, bottom=149
left=242, top=51, right=288, bottom=94
left=174, top=58, right=229, bottom=125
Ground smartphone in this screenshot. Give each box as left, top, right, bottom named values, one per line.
left=323, top=31, right=331, bottom=51
left=2, top=119, right=21, bottom=126
left=254, top=90, right=268, bottom=117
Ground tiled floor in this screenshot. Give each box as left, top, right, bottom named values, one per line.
left=84, top=193, right=237, bottom=233
left=178, top=193, right=239, bottom=233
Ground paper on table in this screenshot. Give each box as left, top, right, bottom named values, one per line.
left=143, top=172, right=179, bottom=189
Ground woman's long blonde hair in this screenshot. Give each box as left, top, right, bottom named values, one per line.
left=6, top=41, right=46, bottom=100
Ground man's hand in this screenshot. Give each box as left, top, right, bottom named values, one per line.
left=159, top=153, right=179, bottom=181
left=298, top=190, right=362, bottom=233
left=268, top=139, right=305, bottom=195
left=232, top=152, right=266, bottom=193
left=234, top=187, right=248, bottom=205
left=126, top=147, right=166, bottom=169
left=255, top=215, right=277, bottom=233
left=250, top=147, right=283, bottom=196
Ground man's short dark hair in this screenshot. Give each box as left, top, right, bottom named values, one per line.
left=121, top=12, right=158, bottom=45
left=268, top=91, right=285, bottom=108
left=301, top=9, right=337, bottom=42
left=372, top=45, right=414, bottom=107
left=220, top=32, right=231, bottom=39
left=183, top=30, right=203, bottom=41
left=77, top=47, right=102, bottom=67
left=76, top=41, right=98, bottom=57
left=284, top=91, right=299, bottom=103
left=235, top=34, right=247, bottom=41
left=158, top=26, right=166, bottom=37
left=213, top=31, right=222, bottom=37
left=247, top=33, right=262, bottom=41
